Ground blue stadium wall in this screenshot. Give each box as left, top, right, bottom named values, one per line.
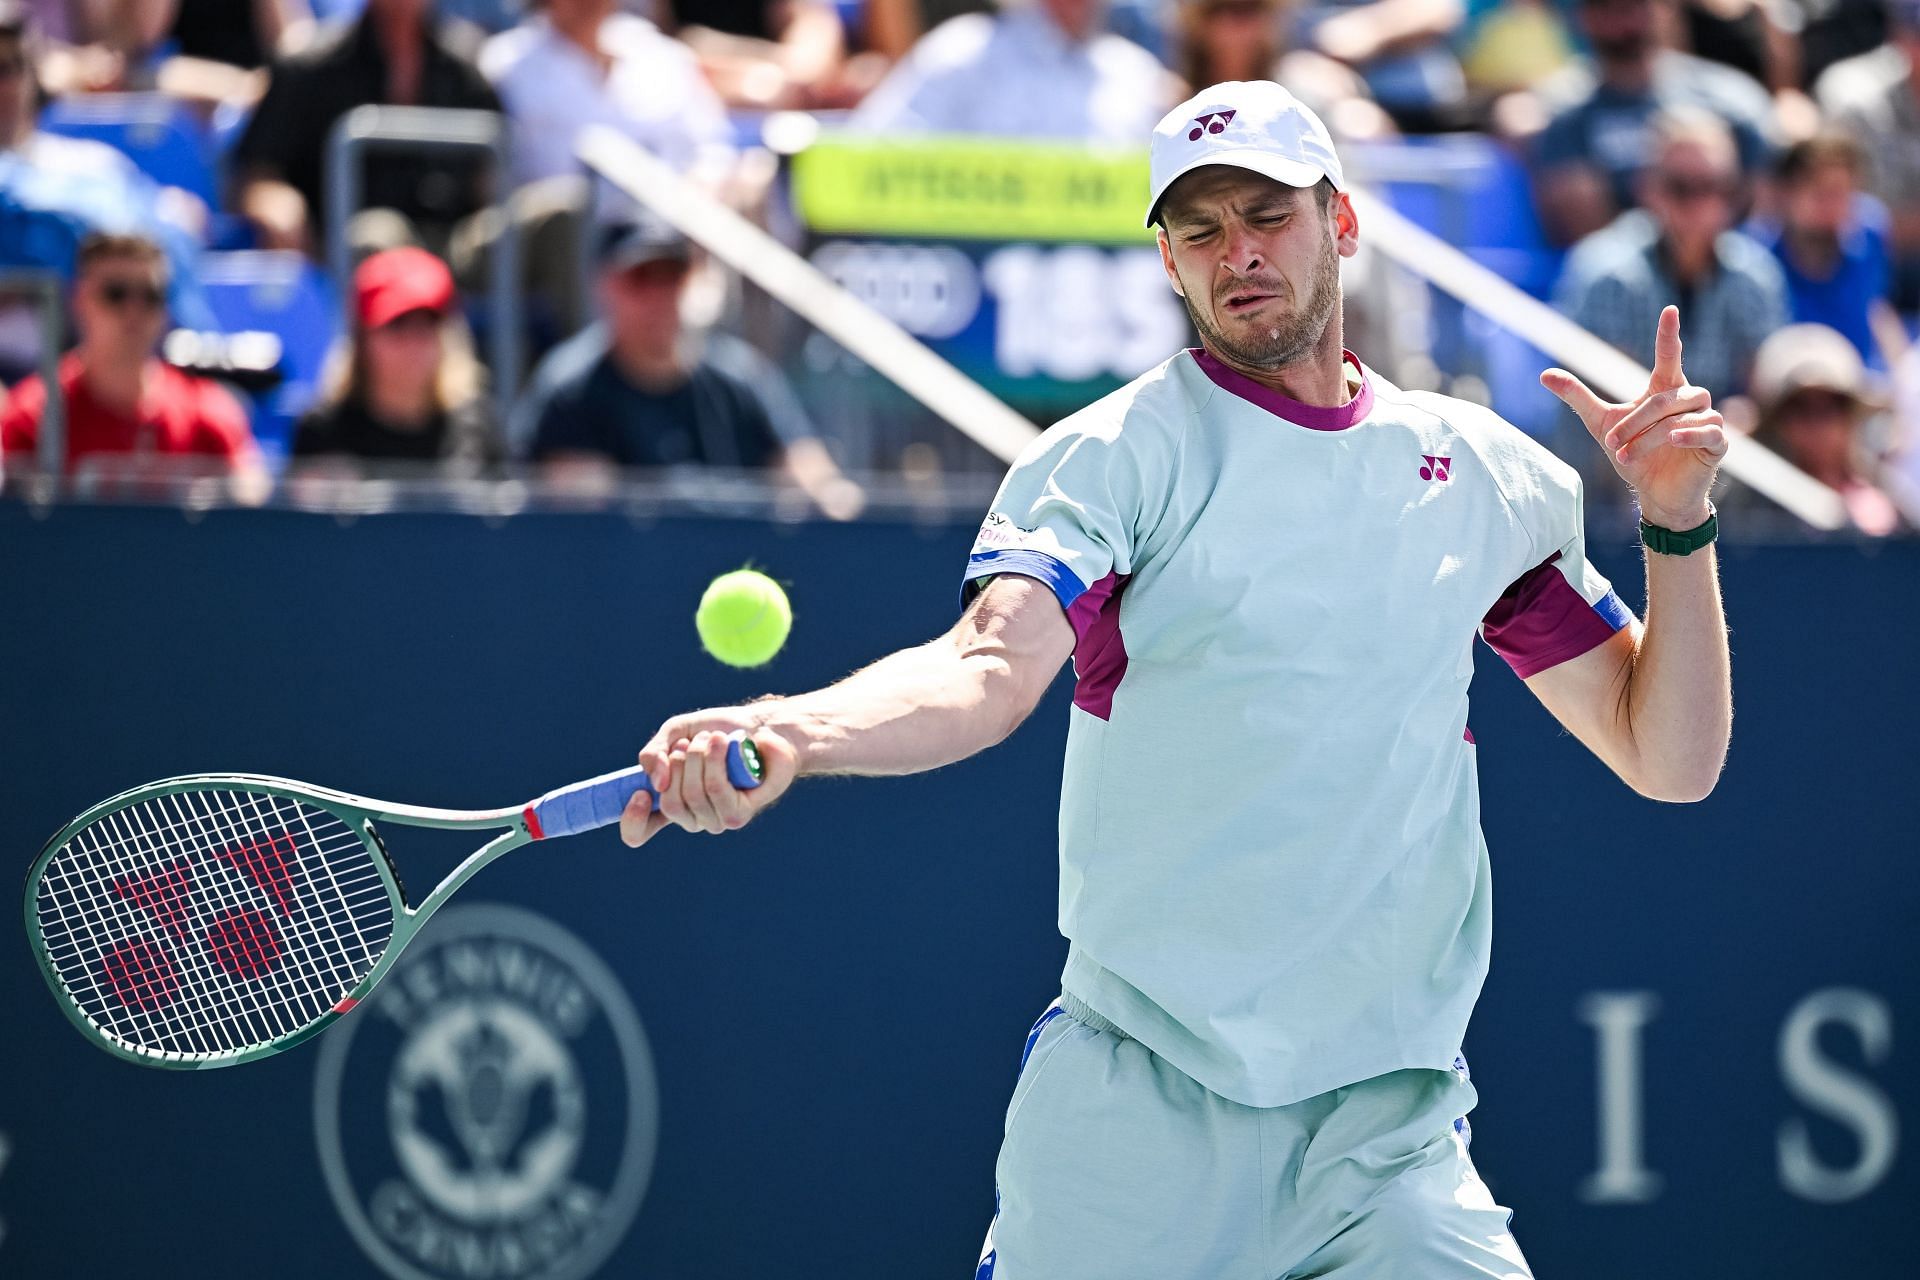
left=1, top=505, right=1913, bottom=1279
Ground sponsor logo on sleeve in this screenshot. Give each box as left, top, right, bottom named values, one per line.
left=972, top=512, right=1040, bottom=554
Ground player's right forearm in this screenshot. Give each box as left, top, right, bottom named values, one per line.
left=760, top=577, right=1074, bottom=777
left=765, top=647, right=1018, bottom=777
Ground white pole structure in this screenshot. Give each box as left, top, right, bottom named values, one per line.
left=579, top=128, right=1848, bottom=529
left=1349, top=187, right=1848, bottom=531
left=577, top=126, right=1041, bottom=465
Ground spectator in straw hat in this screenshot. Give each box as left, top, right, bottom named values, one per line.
left=1748, top=322, right=1900, bottom=533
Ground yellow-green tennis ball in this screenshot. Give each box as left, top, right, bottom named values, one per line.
left=696, top=570, right=792, bottom=667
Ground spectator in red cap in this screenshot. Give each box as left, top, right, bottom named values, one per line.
left=291, top=246, right=502, bottom=475
left=0, top=231, right=267, bottom=501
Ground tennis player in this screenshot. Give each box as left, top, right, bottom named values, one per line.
left=623, top=81, right=1732, bottom=1278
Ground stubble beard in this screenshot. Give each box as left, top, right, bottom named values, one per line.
left=1185, top=231, right=1343, bottom=373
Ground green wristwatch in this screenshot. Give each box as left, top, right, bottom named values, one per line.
left=1640, top=504, right=1718, bottom=556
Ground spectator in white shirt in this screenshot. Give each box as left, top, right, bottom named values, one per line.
left=849, top=0, right=1180, bottom=141
left=463, top=0, right=737, bottom=337
left=480, top=0, right=735, bottom=191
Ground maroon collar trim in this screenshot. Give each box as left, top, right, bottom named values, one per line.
left=1189, top=347, right=1374, bottom=431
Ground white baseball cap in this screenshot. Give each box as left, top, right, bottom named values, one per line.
left=1146, top=81, right=1345, bottom=228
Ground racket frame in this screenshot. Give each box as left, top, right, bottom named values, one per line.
left=23, top=773, right=535, bottom=1071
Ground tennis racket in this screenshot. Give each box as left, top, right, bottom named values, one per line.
left=23, top=740, right=762, bottom=1070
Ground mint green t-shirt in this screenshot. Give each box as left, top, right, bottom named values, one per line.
left=962, top=348, right=1631, bottom=1107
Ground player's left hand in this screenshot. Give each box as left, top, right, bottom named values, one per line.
left=1540, top=305, right=1727, bottom=530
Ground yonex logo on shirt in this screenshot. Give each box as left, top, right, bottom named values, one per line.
left=1187, top=111, right=1236, bottom=141
left=1420, top=455, right=1452, bottom=482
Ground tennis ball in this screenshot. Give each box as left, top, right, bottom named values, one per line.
left=696, top=569, right=791, bottom=668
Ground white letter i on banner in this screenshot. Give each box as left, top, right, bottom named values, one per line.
left=1578, top=991, right=1663, bottom=1204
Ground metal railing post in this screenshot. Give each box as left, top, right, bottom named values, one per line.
left=325, top=106, right=522, bottom=414
left=0, top=269, right=69, bottom=483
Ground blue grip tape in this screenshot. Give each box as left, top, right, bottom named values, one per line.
left=529, top=739, right=762, bottom=839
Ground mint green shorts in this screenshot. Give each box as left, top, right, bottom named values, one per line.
left=976, top=995, right=1534, bottom=1279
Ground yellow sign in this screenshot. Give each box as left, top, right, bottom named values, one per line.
left=790, top=135, right=1156, bottom=244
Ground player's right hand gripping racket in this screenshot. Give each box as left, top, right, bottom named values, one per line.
left=23, top=741, right=762, bottom=1069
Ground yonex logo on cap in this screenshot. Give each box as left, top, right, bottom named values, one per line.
left=1187, top=111, right=1236, bottom=141
left=1148, top=84, right=1343, bottom=226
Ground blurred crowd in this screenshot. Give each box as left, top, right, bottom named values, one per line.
left=0, top=0, right=1915, bottom=533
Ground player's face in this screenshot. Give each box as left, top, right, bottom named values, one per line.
left=1156, top=168, right=1356, bottom=373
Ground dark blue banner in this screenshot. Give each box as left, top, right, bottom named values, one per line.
left=1, top=506, right=1912, bottom=1278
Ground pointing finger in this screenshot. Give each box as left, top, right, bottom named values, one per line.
left=1649, top=305, right=1685, bottom=392
left=1540, top=368, right=1610, bottom=437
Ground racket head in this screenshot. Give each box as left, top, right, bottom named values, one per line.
left=23, top=775, right=415, bottom=1070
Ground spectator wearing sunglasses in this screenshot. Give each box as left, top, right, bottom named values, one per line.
left=1530, top=0, right=1774, bottom=247
left=1553, top=106, right=1787, bottom=401
left=0, top=232, right=266, bottom=497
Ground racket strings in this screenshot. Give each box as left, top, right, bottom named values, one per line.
left=58, top=796, right=374, bottom=1047
left=33, top=788, right=398, bottom=1060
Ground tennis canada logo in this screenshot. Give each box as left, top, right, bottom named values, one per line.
left=314, top=905, right=659, bottom=1280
